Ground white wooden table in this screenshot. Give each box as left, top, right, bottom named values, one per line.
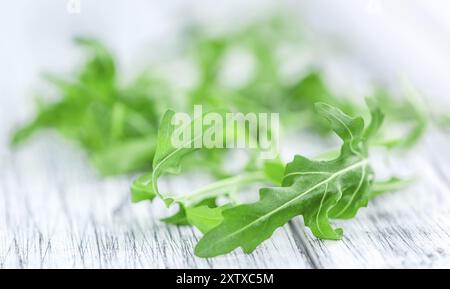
left=1, top=125, right=450, bottom=269
left=2, top=0, right=450, bottom=269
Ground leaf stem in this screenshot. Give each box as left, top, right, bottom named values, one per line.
left=175, top=171, right=268, bottom=206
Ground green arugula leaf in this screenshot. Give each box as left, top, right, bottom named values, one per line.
left=262, top=159, right=286, bottom=186
left=131, top=172, right=155, bottom=203
left=195, top=102, right=378, bottom=257
left=161, top=206, right=190, bottom=225
left=147, top=109, right=218, bottom=205
left=161, top=197, right=217, bottom=226
left=186, top=205, right=232, bottom=234
left=364, top=97, right=385, bottom=140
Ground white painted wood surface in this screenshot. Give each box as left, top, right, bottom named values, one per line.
left=0, top=133, right=313, bottom=269
left=1, top=123, right=450, bottom=268
left=1, top=0, right=450, bottom=269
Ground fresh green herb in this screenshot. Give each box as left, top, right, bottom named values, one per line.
left=11, top=17, right=432, bottom=258
left=195, top=102, right=381, bottom=256
left=133, top=100, right=412, bottom=258
left=184, top=20, right=429, bottom=148
left=13, top=19, right=432, bottom=177
left=11, top=38, right=168, bottom=175
left=186, top=204, right=233, bottom=234
left=163, top=197, right=218, bottom=226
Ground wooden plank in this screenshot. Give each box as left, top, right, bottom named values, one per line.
left=3, top=113, right=450, bottom=268
left=290, top=129, right=450, bottom=268
left=0, top=136, right=312, bottom=268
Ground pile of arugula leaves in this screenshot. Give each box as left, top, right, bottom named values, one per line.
left=132, top=100, right=410, bottom=257
left=12, top=17, right=435, bottom=257
left=12, top=18, right=427, bottom=176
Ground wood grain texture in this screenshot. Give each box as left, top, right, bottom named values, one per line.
left=1, top=122, right=450, bottom=268
left=0, top=135, right=312, bottom=268
left=1, top=0, right=450, bottom=270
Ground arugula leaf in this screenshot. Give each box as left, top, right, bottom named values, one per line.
left=186, top=205, right=232, bottom=234
left=161, top=207, right=190, bottom=225
left=262, top=159, right=286, bottom=186
left=195, top=102, right=378, bottom=257
left=161, top=197, right=217, bottom=226
left=364, top=97, right=385, bottom=140
left=145, top=109, right=221, bottom=205
left=131, top=172, right=155, bottom=203
left=134, top=105, right=272, bottom=206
